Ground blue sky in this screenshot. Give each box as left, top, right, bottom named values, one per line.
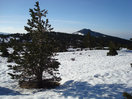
left=0, top=0, right=132, bottom=39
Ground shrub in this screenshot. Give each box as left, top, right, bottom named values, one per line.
left=107, top=41, right=118, bottom=56
left=1, top=46, right=9, bottom=57
left=123, top=92, right=132, bottom=99
left=71, top=58, right=75, bottom=61
left=107, top=49, right=118, bottom=56
left=130, top=63, right=132, bottom=67
left=79, top=53, right=82, bottom=55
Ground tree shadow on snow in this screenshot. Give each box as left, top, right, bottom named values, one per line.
left=0, top=87, right=21, bottom=95
left=122, top=50, right=132, bottom=53
left=55, top=80, right=132, bottom=99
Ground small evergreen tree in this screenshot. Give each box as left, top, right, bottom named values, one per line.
left=83, top=32, right=92, bottom=49
left=8, top=1, right=61, bottom=88
left=0, top=46, right=9, bottom=57
left=0, top=40, right=9, bottom=57
left=107, top=41, right=118, bottom=56
left=123, top=92, right=132, bottom=99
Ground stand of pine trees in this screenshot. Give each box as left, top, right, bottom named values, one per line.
left=8, top=1, right=61, bottom=88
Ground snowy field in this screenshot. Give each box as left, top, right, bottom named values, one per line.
left=0, top=49, right=132, bottom=99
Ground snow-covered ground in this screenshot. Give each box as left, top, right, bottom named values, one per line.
left=0, top=49, right=132, bottom=99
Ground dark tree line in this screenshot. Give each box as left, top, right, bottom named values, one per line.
left=0, top=31, right=132, bottom=52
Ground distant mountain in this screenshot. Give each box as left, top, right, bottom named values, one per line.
left=73, top=28, right=132, bottom=45
left=0, top=32, right=10, bottom=35
left=73, top=28, right=107, bottom=37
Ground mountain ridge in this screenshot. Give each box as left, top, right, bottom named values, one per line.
left=73, top=28, right=130, bottom=40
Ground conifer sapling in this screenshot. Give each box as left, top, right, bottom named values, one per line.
left=8, top=1, right=61, bottom=88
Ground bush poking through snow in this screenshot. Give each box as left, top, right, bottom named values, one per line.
left=0, top=46, right=9, bottom=57
left=71, top=58, right=75, bottom=61
left=79, top=53, right=82, bottom=55
left=123, top=92, right=132, bottom=99
left=107, top=41, right=118, bottom=56
left=107, top=50, right=118, bottom=56
left=130, top=63, right=132, bottom=67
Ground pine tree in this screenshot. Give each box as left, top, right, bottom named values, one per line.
left=107, top=41, right=118, bottom=56
left=0, top=46, right=9, bottom=57
left=8, top=1, right=61, bottom=88
left=123, top=92, right=132, bottom=99
left=83, top=32, right=92, bottom=50
left=0, top=40, right=9, bottom=57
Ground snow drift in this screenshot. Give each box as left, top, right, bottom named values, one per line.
left=0, top=49, right=132, bottom=99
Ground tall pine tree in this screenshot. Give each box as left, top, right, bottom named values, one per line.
left=8, top=1, right=61, bottom=88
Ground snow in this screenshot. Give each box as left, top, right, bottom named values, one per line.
left=72, top=32, right=84, bottom=36
left=0, top=49, right=132, bottom=99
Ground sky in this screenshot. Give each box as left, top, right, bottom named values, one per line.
left=0, top=0, right=132, bottom=39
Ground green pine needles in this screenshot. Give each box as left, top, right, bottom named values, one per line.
left=8, top=1, right=61, bottom=88
left=107, top=41, right=118, bottom=56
